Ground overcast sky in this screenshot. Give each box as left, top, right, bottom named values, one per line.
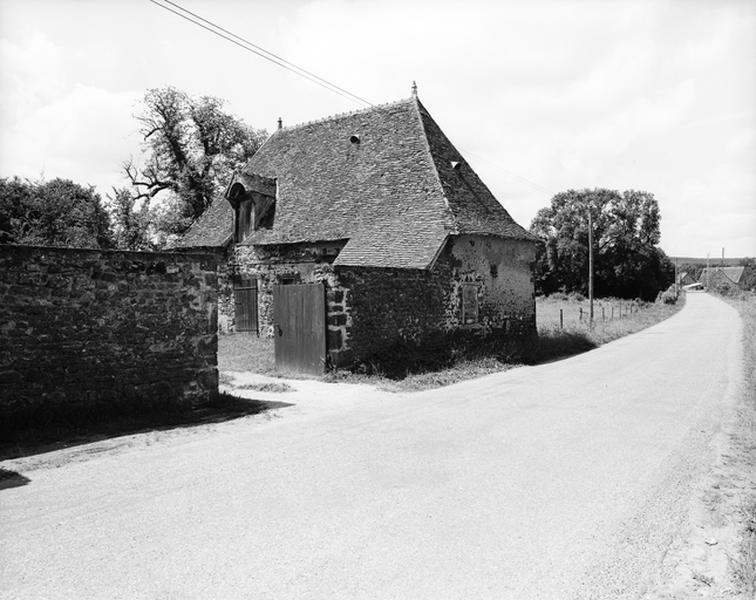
left=1, top=0, right=754, bottom=257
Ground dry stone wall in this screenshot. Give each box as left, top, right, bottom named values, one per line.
left=0, top=245, right=219, bottom=425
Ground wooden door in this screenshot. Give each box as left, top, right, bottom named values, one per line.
left=273, top=283, right=326, bottom=374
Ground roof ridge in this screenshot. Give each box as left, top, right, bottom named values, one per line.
left=412, top=97, right=458, bottom=234
left=277, top=97, right=415, bottom=132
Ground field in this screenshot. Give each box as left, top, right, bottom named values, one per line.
left=536, top=294, right=684, bottom=347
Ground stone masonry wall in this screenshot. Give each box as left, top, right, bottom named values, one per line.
left=336, top=235, right=536, bottom=367
left=447, top=235, right=536, bottom=335
left=0, top=245, right=219, bottom=423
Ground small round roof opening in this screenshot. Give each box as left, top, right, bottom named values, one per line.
left=350, top=134, right=360, bottom=144
left=451, top=161, right=461, bottom=171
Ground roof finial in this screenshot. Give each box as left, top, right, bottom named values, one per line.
left=411, top=80, right=418, bottom=97
left=277, top=117, right=283, bottom=130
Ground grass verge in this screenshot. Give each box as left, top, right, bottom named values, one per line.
left=722, top=292, right=756, bottom=596
left=323, top=357, right=517, bottom=393
left=535, top=294, right=686, bottom=361
left=325, top=296, right=685, bottom=392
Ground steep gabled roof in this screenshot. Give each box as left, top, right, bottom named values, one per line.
left=176, top=96, right=536, bottom=268
left=699, top=266, right=745, bottom=284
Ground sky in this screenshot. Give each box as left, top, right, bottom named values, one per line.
left=1, top=0, right=754, bottom=258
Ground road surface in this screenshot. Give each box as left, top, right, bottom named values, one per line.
left=0, top=293, right=744, bottom=599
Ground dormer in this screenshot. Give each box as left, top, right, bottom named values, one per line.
left=226, top=172, right=277, bottom=243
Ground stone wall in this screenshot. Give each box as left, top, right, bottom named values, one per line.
left=447, top=235, right=536, bottom=334
left=336, top=235, right=536, bottom=367
left=0, top=245, right=219, bottom=424
left=335, top=264, right=452, bottom=367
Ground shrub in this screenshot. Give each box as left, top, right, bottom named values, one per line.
left=660, top=290, right=678, bottom=304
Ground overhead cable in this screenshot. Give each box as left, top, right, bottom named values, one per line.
left=148, top=0, right=373, bottom=107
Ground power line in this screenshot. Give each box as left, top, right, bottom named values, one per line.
left=149, top=0, right=551, bottom=198
left=159, top=0, right=373, bottom=107
left=148, top=0, right=373, bottom=107
left=458, top=146, right=554, bottom=196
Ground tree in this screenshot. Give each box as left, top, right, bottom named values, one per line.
left=104, top=187, right=153, bottom=251
left=739, top=257, right=756, bottom=291
left=121, top=87, right=267, bottom=244
left=0, top=176, right=114, bottom=248
left=530, top=188, right=673, bottom=300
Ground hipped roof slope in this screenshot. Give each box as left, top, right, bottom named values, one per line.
left=699, top=266, right=745, bottom=284
left=177, top=96, right=535, bottom=268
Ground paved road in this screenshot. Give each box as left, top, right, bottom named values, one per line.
left=0, top=293, right=744, bottom=599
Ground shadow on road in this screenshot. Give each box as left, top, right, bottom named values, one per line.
left=0, top=394, right=294, bottom=462
left=0, top=468, right=31, bottom=491
left=532, top=330, right=597, bottom=364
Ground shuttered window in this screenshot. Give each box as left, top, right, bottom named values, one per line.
left=234, top=277, right=258, bottom=333
left=461, top=284, right=479, bottom=325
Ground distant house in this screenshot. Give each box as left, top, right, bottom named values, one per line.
left=175, top=94, right=538, bottom=371
left=699, top=266, right=746, bottom=291
left=677, top=271, right=696, bottom=287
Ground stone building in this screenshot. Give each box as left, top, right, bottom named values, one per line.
left=176, top=94, right=538, bottom=369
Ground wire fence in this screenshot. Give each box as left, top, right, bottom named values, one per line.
left=538, top=300, right=645, bottom=331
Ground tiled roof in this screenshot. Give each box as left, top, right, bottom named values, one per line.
left=175, top=198, right=233, bottom=249
left=175, top=97, right=536, bottom=268
left=699, top=266, right=745, bottom=284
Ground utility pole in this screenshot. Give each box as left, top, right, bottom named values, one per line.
left=674, top=256, right=678, bottom=295
left=588, top=208, right=594, bottom=324
left=706, top=252, right=710, bottom=289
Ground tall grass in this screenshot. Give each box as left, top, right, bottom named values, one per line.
left=534, top=293, right=685, bottom=361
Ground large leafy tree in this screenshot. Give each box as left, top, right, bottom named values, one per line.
left=121, top=87, right=267, bottom=244
left=0, top=177, right=113, bottom=248
left=530, top=188, right=673, bottom=300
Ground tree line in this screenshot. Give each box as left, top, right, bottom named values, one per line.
left=529, top=188, right=674, bottom=301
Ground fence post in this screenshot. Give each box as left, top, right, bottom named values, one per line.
left=611, top=306, right=614, bottom=319
left=579, top=307, right=583, bottom=322
left=560, top=308, right=563, bottom=329
left=602, top=306, right=605, bottom=321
